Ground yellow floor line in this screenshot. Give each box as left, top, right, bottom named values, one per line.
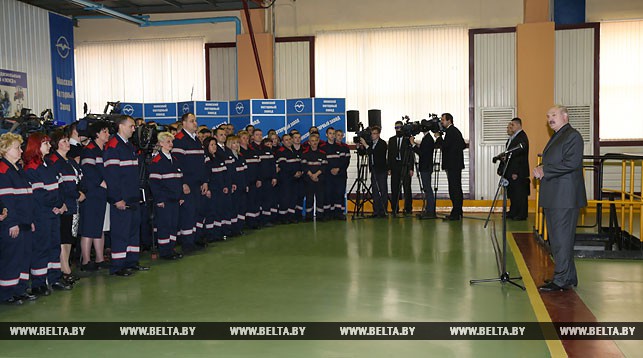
left=507, top=233, right=567, bottom=358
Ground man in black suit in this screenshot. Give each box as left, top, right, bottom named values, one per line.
left=533, top=105, right=587, bottom=292
left=410, top=129, right=436, bottom=219
left=359, top=126, right=388, bottom=217
left=387, top=121, right=415, bottom=216
left=502, top=117, right=530, bottom=220
left=435, top=113, right=465, bottom=220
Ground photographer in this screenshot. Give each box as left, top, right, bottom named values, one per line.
left=502, top=118, right=530, bottom=221
left=435, top=113, right=465, bottom=221
left=358, top=126, right=388, bottom=218
left=388, top=121, right=415, bottom=217
left=409, top=129, right=436, bottom=219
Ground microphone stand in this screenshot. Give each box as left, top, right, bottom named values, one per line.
left=470, top=152, right=525, bottom=290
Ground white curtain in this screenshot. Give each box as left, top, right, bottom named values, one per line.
left=315, top=26, right=469, bottom=141
left=75, top=37, right=205, bottom=117
left=600, top=21, right=643, bottom=140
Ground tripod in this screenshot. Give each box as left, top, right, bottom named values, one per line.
left=470, top=152, right=525, bottom=290
left=391, top=138, right=415, bottom=216
left=347, top=149, right=373, bottom=219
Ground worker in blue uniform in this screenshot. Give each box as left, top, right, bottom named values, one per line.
left=148, top=132, right=184, bottom=260
left=276, top=133, right=303, bottom=224
left=301, top=133, right=328, bottom=221
left=204, top=137, right=229, bottom=241
left=239, top=130, right=261, bottom=229
left=103, top=116, right=150, bottom=276
left=226, top=135, right=247, bottom=236
left=258, top=138, right=278, bottom=226
left=172, top=113, right=208, bottom=252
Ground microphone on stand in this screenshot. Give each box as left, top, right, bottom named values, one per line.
left=492, top=142, right=524, bottom=163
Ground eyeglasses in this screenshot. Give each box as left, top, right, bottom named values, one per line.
left=394, top=126, right=402, bottom=129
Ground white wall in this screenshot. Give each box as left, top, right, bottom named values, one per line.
left=0, top=0, right=53, bottom=115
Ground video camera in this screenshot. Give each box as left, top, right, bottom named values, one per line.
left=76, top=101, right=121, bottom=137
left=0, top=108, right=62, bottom=140
left=353, top=122, right=373, bottom=147
left=131, top=121, right=166, bottom=155
left=400, top=114, right=442, bottom=137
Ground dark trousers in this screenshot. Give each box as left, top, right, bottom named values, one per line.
left=0, top=227, right=28, bottom=300
left=305, top=179, right=325, bottom=218
left=31, top=215, right=61, bottom=288
left=371, top=171, right=388, bottom=216
left=508, top=177, right=529, bottom=219
left=279, top=178, right=296, bottom=222
left=446, top=169, right=463, bottom=217
left=544, top=208, right=580, bottom=287
left=154, top=201, right=179, bottom=257
left=325, top=174, right=345, bottom=217
left=295, top=179, right=305, bottom=220
left=178, top=186, right=198, bottom=250
left=109, top=204, right=140, bottom=274
left=419, top=170, right=436, bottom=215
left=390, top=161, right=412, bottom=214
left=246, top=182, right=261, bottom=228
left=259, top=181, right=276, bottom=225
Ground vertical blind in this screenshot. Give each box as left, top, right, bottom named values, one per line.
left=75, top=37, right=205, bottom=116
left=315, top=26, right=469, bottom=141
left=600, top=21, right=643, bottom=140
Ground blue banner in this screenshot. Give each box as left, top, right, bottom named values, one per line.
left=313, top=98, right=345, bottom=142
left=250, top=99, right=286, bottom=138
left=118, top=103, right=144, bottom=118
left=177, top=101, right=195, bottom=117
left=286, top=98, right=314, bottom=141
left=229, top=100, right=250, bottom=132
left=49, top=13, right=76, bottom=124
left=144, top=103, right=178, bottom=125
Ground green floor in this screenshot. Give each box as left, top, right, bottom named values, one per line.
left=0, top=214, right=638, bottom=357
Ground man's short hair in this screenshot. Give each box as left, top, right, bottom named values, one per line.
left=511, top=117, right=522, bottom=126
left=309, top=132, right=320, bottom=139
left=181, top=112, right=194, bottom=122
left=552, top=105, right=568, bottom=116
left=335, top=129, right=343, bottom=134
left=281, top=133, right=292, bottom=141
left=326, top=127, right=335, bottom=134
left=395, top=121, right=403, bottom=126
left=214, top=127, right=226, bottom=135
left=199, top=128, right=211, bottom=135
left=115, top=115, right=132, bottom=128
left=442, top=113, right=453, bottom=123
left=371, top=125, right=381, bottom=133
left=289, top=129, right=300, bottom=135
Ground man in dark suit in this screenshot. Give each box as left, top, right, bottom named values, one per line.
left=410, top=129, right=436, bottom=219
left=435, top=113, right=466, bottom=220
left=387, top=121, right=415, bottom=216
left=502, top=117, right=530, bottom=220
left=533, top=105, right=587, bottom=292
left=359, top=126, right=388, bottom=217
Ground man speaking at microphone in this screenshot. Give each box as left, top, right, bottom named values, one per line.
left=502, top=118, right=530, bottom=220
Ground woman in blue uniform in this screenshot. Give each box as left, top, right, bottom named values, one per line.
left=226, top=135, right=247, bottom=235
left=203, top=137, right=229, bottom=241
left=79, top=122, right=111, bottom=271
left=275, top=134, right=303, bottom=224
left=148, top=132, right=184, bottom=260
left=23, top=133, right=71, bottom=295
left=47, top=131, right=86, bottom=284
left=0, top=133, right=36, bottom=305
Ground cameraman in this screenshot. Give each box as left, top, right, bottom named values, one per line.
left=435, top=113, right=465, bottom=221
left=409, top=129, right=436, bottom=219
left=387, top=121, right=415, bottom=217
left=358, top=126, right=388, bottom=218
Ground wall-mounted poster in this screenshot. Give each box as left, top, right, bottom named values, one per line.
left=0, top=69, right=27, bottom=118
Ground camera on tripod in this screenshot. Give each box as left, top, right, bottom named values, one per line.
left=131, top=121, right=166, bottom=155
left=76, top=101, right=122, bottom=137
left=352, top=123, right=373, bottom=146
left=0, top=107, right=62, bottom=140
left=400, top=114, right=443, bottom=137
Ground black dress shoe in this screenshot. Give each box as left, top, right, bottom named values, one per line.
left=81, top=261, right=98, bottom=272
left=110, top=268, right=134, bottom=276
left=95, top=261, right=110, bottom=270
left=3, top=296, right=23, bottom=305
left=51, top=281, right=72, bottom=290
left=443, top=215, right=462, bottom=221
left=31, top=286, right=51, bottom=296
left=131, top=265, right=150, bottom=271
left=19, top=292, right=38, bottom=301
left=161, top=253, right=183, bottom=260
left=538, top=282, right=566, bottom=292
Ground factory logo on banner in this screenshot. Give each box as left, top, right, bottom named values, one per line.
left=49, top=13, right=76, bottom=124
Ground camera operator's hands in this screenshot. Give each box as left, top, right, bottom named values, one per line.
left=331, top=168, right=340, bottom=176
left=409, top=136, right=416, bottom=146
left=433, top=132, right=442, bottom=139
left=359, top=137, right=367, bottom=147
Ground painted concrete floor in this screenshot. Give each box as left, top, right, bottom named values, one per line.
left=0, top=214, right=640, bottom=357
